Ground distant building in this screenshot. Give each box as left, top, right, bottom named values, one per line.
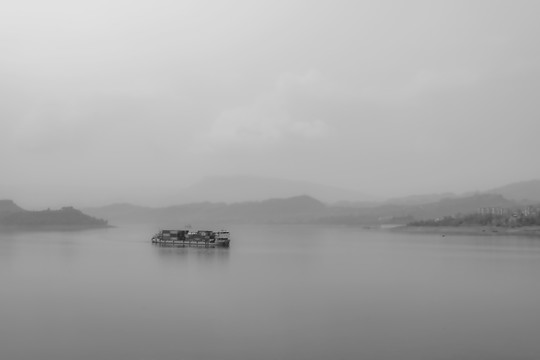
left=478, top=207, right=509, bottom=215
left=522, top=206, right=539, bottom=217
left=479, top=205, right=540, bottom=217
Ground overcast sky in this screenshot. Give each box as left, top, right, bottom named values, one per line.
left=1, top=0, right=539, bottom=208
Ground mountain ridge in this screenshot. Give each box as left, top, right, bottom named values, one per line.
left=165, top=175, right=374, bottom=205
left=487, top=179, right=540, bottom=202
left=6, top=178, right=540, bottom=228
left=84, top=195, right=328, bottom=226
left=84, top=193, right=523, bottom=227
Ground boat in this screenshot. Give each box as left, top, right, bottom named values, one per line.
left=151, top=229, right=230, bottom=247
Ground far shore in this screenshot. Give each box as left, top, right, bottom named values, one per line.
left=0, top=224, right=114, bottom=233
left=389, top=225, right=540, bottom=237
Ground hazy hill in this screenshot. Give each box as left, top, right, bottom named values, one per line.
left=385, top=192, right=458, bottom=206
left=85, top=192, right=517, bottom=227
left=0, top=199, right=24, bottom=218
left=85, top=178, right=540, bottom=227
left=319, top=193, right=518, bottom=225
left=0, top=201, right=110, bottom=231
left=84, top=195, right=328, bottom=226
left=167, top=176, right=372, bottom=204
left=83, top=203, right=152, bottom=223
left=336, top=179, right=540, bottom=208
left=408, top=193, right=516, bottom=220
left=202, top=195, right=327, bottom=223
left=487, top=179, right=540, bottom=203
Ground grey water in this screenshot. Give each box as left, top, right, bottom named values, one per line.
left=1, top=225, right=540, bottom=360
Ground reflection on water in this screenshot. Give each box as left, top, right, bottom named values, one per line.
left=152, top=243, right=231, bottom=262
left=1, top=225, right=540, bottom=360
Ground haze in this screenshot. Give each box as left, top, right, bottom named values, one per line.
left=2, top=0, right=539, bottom=208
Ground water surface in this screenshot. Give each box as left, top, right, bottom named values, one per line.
left=1, top=225, right=540, bottom=360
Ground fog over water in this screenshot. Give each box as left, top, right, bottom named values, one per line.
left=1, top=225, right=540, bottom=360
left=1, top=1, right=540, bottom=207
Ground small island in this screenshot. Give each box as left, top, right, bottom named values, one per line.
left=0, top=200, right=111, bottom=231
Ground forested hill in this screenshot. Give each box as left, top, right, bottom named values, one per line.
left=0, top=201, right=110, bottom=231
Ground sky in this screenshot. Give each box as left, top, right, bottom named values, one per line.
left=1, top=0, right=540, bottom=208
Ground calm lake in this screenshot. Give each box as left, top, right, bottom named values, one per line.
left=1, top=224, right=540, bottom=360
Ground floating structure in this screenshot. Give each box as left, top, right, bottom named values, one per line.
left=151, top=229, right=230, bottom=247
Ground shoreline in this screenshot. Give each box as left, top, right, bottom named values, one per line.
left=389, top=225, right=540, bottom=237
left=0, top=224, right=114, bottom=233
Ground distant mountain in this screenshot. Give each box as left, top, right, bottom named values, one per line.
left=385, top=192, right=458, bottom=206
left=85, top=192, right=520, bottom=227
left=0, top=201, right=110, bottom=231
left=487, top=179, right=540, bottom=203
left=408, top=193, right=516, bottom=219
left=0, top=199, right=24, bottom=217
left=84, top=195, right=328, bottom=226
left=166, top=176, right=372, bottom=204
left=83, top=203, right=152, bottom=222
left=318, top=193, right=518, bottom=225
left=204, top=195, right=327, bottom=223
